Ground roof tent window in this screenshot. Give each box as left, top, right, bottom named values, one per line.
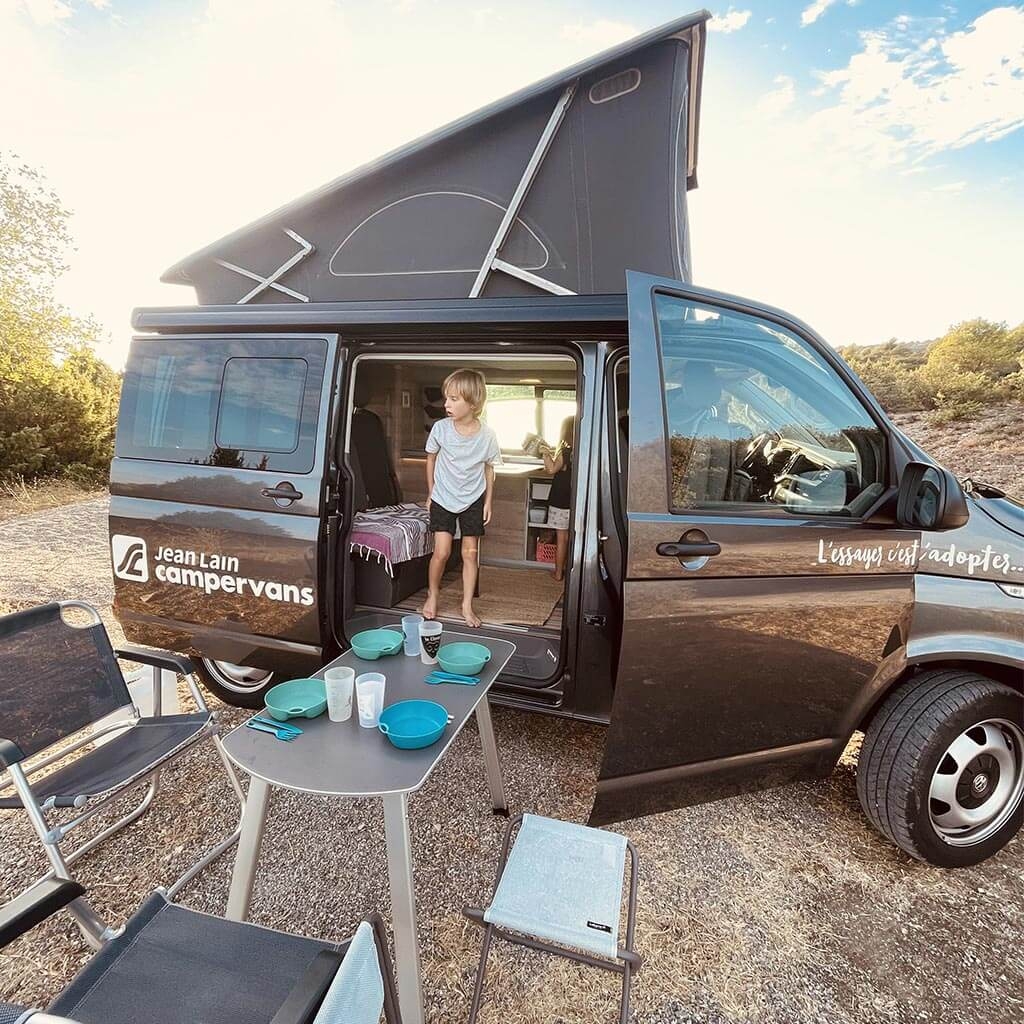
left=588, top=68, right=642, bottom=104
left=217, top=358, right=307, bottom=454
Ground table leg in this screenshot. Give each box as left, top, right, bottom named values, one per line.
left=475, top=697, right=508, bottom=815
left=383, top=792, right=424, bottom=1024
left=226, top=775, right=271, bottom=922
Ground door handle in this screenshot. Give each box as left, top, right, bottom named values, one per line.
left=657, top=541, right=721, bottom=558
left=261, top=483, right=303, bottom=502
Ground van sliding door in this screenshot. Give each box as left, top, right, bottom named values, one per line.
left=109, top=334, right=339, bottom=674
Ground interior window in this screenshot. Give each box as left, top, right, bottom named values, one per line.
left=654, top=293, right=886, bottom=516
left=482, top=385, right=578, bottom=453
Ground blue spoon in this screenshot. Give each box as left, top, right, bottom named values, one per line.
left=252, top=716, right=303, bottom=735
left=424, top=671, right=480, bottom=686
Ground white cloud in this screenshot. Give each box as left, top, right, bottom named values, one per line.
left=708, top=8, right=751, bottom=34
left=932, top=180, right=967, bottom=192
left=801, top=0, right=838, bottom=28
left=20, top=0, right=73, bottom=26
left=756, top=74, right=796, bottom=117
left=809, top=7, right=1024, bottom=166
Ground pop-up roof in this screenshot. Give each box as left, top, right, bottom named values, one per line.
left=162, top=10, right=709, bottom=306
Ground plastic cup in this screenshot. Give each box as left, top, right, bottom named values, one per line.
left=355, top=672, right=386, bottom=728
left=402, top=614, right=424, bottom=657
left=419, top=620, right=443, bottom=665
left=324, top=666, right=355, bottom=722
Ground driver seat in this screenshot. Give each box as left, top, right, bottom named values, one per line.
left=667, top=363, right=750, bottom=505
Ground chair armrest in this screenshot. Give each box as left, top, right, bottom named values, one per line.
left=113, top=645, right=195, bottom=676
left=0, top=878, right=86, bottom=949
left=269, top=950, right=345, bottom=1024
left=19, top=1014, right=85, bottom=1023
left=0, top=737, right=26, bottom=769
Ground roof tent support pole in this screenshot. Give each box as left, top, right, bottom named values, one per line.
left=491, top=258, right=575, bottom=296
left=215, top=228, right=314, bottom=304
left=469, top=83, right=577, bottom=298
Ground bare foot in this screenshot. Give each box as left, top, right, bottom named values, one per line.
left=421, top=593, right=438, bottom=620
left=462, top=603, right=482, bottom=628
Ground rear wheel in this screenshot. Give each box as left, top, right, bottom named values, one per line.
left=195, top=658, right=277, bottom=709
left=857, top=669, right=1024, bottom=867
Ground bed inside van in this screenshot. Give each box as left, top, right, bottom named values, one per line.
left=342, top=353, right=578, bottom=688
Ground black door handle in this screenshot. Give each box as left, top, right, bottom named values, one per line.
left=657, top=541, right=721, bottom=558
left=261, top=484, right=303, bottom=502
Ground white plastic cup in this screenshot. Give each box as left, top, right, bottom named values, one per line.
left=419, top=620, right=443, bottom=665
left=324, top=666, right=355, bottom=722
left=402, top=614, right=424, bottom=657
left=355, top=672, right=386, bottom=728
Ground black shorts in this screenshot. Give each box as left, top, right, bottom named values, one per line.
left=429, top=492, right=486, bottom=537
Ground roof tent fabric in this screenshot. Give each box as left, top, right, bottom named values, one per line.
left=162, top=10, right=709, bottom=305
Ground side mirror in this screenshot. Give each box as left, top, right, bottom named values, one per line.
left=896, top=462, right=970, bottom=530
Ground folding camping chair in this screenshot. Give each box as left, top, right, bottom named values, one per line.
left=0, top=880, right=402, bottom=1024
left=0, top=601, right=244, bottom=948
left=463, top=814, right=642, bottom=1024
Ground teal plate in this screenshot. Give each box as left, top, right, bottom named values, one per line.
left=437, top=641, right=492, bottom=677
left=351, top=628, right=404, bottom=660
left=264, top=678, right=327, bottom=721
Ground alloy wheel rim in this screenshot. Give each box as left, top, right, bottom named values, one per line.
left=928, top=718, right=1024, bottom=847
left=201, top=658, right=274, bottom=695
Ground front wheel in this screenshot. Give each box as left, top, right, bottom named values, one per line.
left=857, top=669, right=1024, bottom=867
left=194, top=658, right=278, bottom=709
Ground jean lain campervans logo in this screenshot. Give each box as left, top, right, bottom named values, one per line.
left=111, top=535, right=149, bottom=583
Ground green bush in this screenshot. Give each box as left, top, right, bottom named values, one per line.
left=0, top=154, right=121, bottom=485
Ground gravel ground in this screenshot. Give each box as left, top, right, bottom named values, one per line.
left=2, top=457, right=1022, bottom=1022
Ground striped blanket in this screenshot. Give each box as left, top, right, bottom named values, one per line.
left=350, top=502, right=433, bottom=577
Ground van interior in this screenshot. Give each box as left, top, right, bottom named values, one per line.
left=342, top=354, right=579, bottom=690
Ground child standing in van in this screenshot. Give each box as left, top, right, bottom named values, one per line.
left=422, top=369, right=502, bottom=628
left=541, top=414, right=575, bottom=582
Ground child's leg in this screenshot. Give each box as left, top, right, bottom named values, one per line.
left=460, top=536, right=481, bottom=628
left=422, top=531, right=452, bottom=619
left=554, top=528, right=569, bottom=582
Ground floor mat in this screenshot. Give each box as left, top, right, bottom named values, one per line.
left=403, top=565, right=565, bottom=627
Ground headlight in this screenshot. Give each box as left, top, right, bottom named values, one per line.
left=998, top=582, right=1024, bottom=599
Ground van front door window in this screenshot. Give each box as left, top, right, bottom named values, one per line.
left=655, top=295, right=886, bottom=516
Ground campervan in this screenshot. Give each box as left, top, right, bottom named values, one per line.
left=111, top=12, right=1024, bottom=867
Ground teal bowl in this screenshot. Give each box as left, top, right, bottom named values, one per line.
left=351, top=628, right=404, bottom=660
left=437, top=642, right=492, bottom=677
left=378, top=699, right=453, bottom=750
left=264, top=678, right=327, bottom=721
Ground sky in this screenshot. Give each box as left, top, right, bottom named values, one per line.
left=2, top=0, right=1022, bottom=368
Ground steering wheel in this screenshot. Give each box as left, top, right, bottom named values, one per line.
left=739, top=430, right=782, bottom=470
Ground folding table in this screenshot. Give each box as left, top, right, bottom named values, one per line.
left=221, top=633, right=516, bottom=1024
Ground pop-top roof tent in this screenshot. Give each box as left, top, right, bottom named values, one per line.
left=162, top=10, right=709, bottom=306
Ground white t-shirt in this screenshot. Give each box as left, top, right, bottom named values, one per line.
left=425, top=417, right=503, bottom=512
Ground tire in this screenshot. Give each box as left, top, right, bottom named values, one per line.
left=857, top=669, right=1024, bottom=867
left=194, top=658, right=278, bottom=709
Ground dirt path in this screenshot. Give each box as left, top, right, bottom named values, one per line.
left=1, top=497, right=1021, bottom=1023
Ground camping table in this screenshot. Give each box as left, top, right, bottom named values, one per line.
left=221, top=633, right=516, bottom=1024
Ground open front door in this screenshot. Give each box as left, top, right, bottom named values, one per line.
left=590, top=272, right=916, bottom=826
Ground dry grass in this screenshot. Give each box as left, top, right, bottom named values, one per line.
left=0, top=477, right=105, bottom=523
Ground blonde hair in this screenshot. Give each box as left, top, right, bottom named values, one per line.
left=443, top=368, right=487, bottom=416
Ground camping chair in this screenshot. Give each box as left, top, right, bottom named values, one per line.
left=463, top=814, right=641, bottom=1024
left=0, top=601, right=244, bottom=948
left=0, top=880, right=402, bottom=1023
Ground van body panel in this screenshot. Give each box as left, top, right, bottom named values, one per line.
left=907, top=574, right=1024, bottom=670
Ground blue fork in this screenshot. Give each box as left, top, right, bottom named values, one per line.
left=246, top=719, right=298, bottom=741
left=252, top=716, right=303, bottom=736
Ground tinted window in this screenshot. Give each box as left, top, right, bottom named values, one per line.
left=654, top=294, right=886, bottom=516
left=217, top=358, right=307, bottom=453
left=117, top=337, right=327, bottom=472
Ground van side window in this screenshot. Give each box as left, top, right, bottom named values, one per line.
left=117, top=338, right=327, bottom=472
left=217, top=358, right=307, bottom=453
left=654, top=294, right=886, bottom=516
